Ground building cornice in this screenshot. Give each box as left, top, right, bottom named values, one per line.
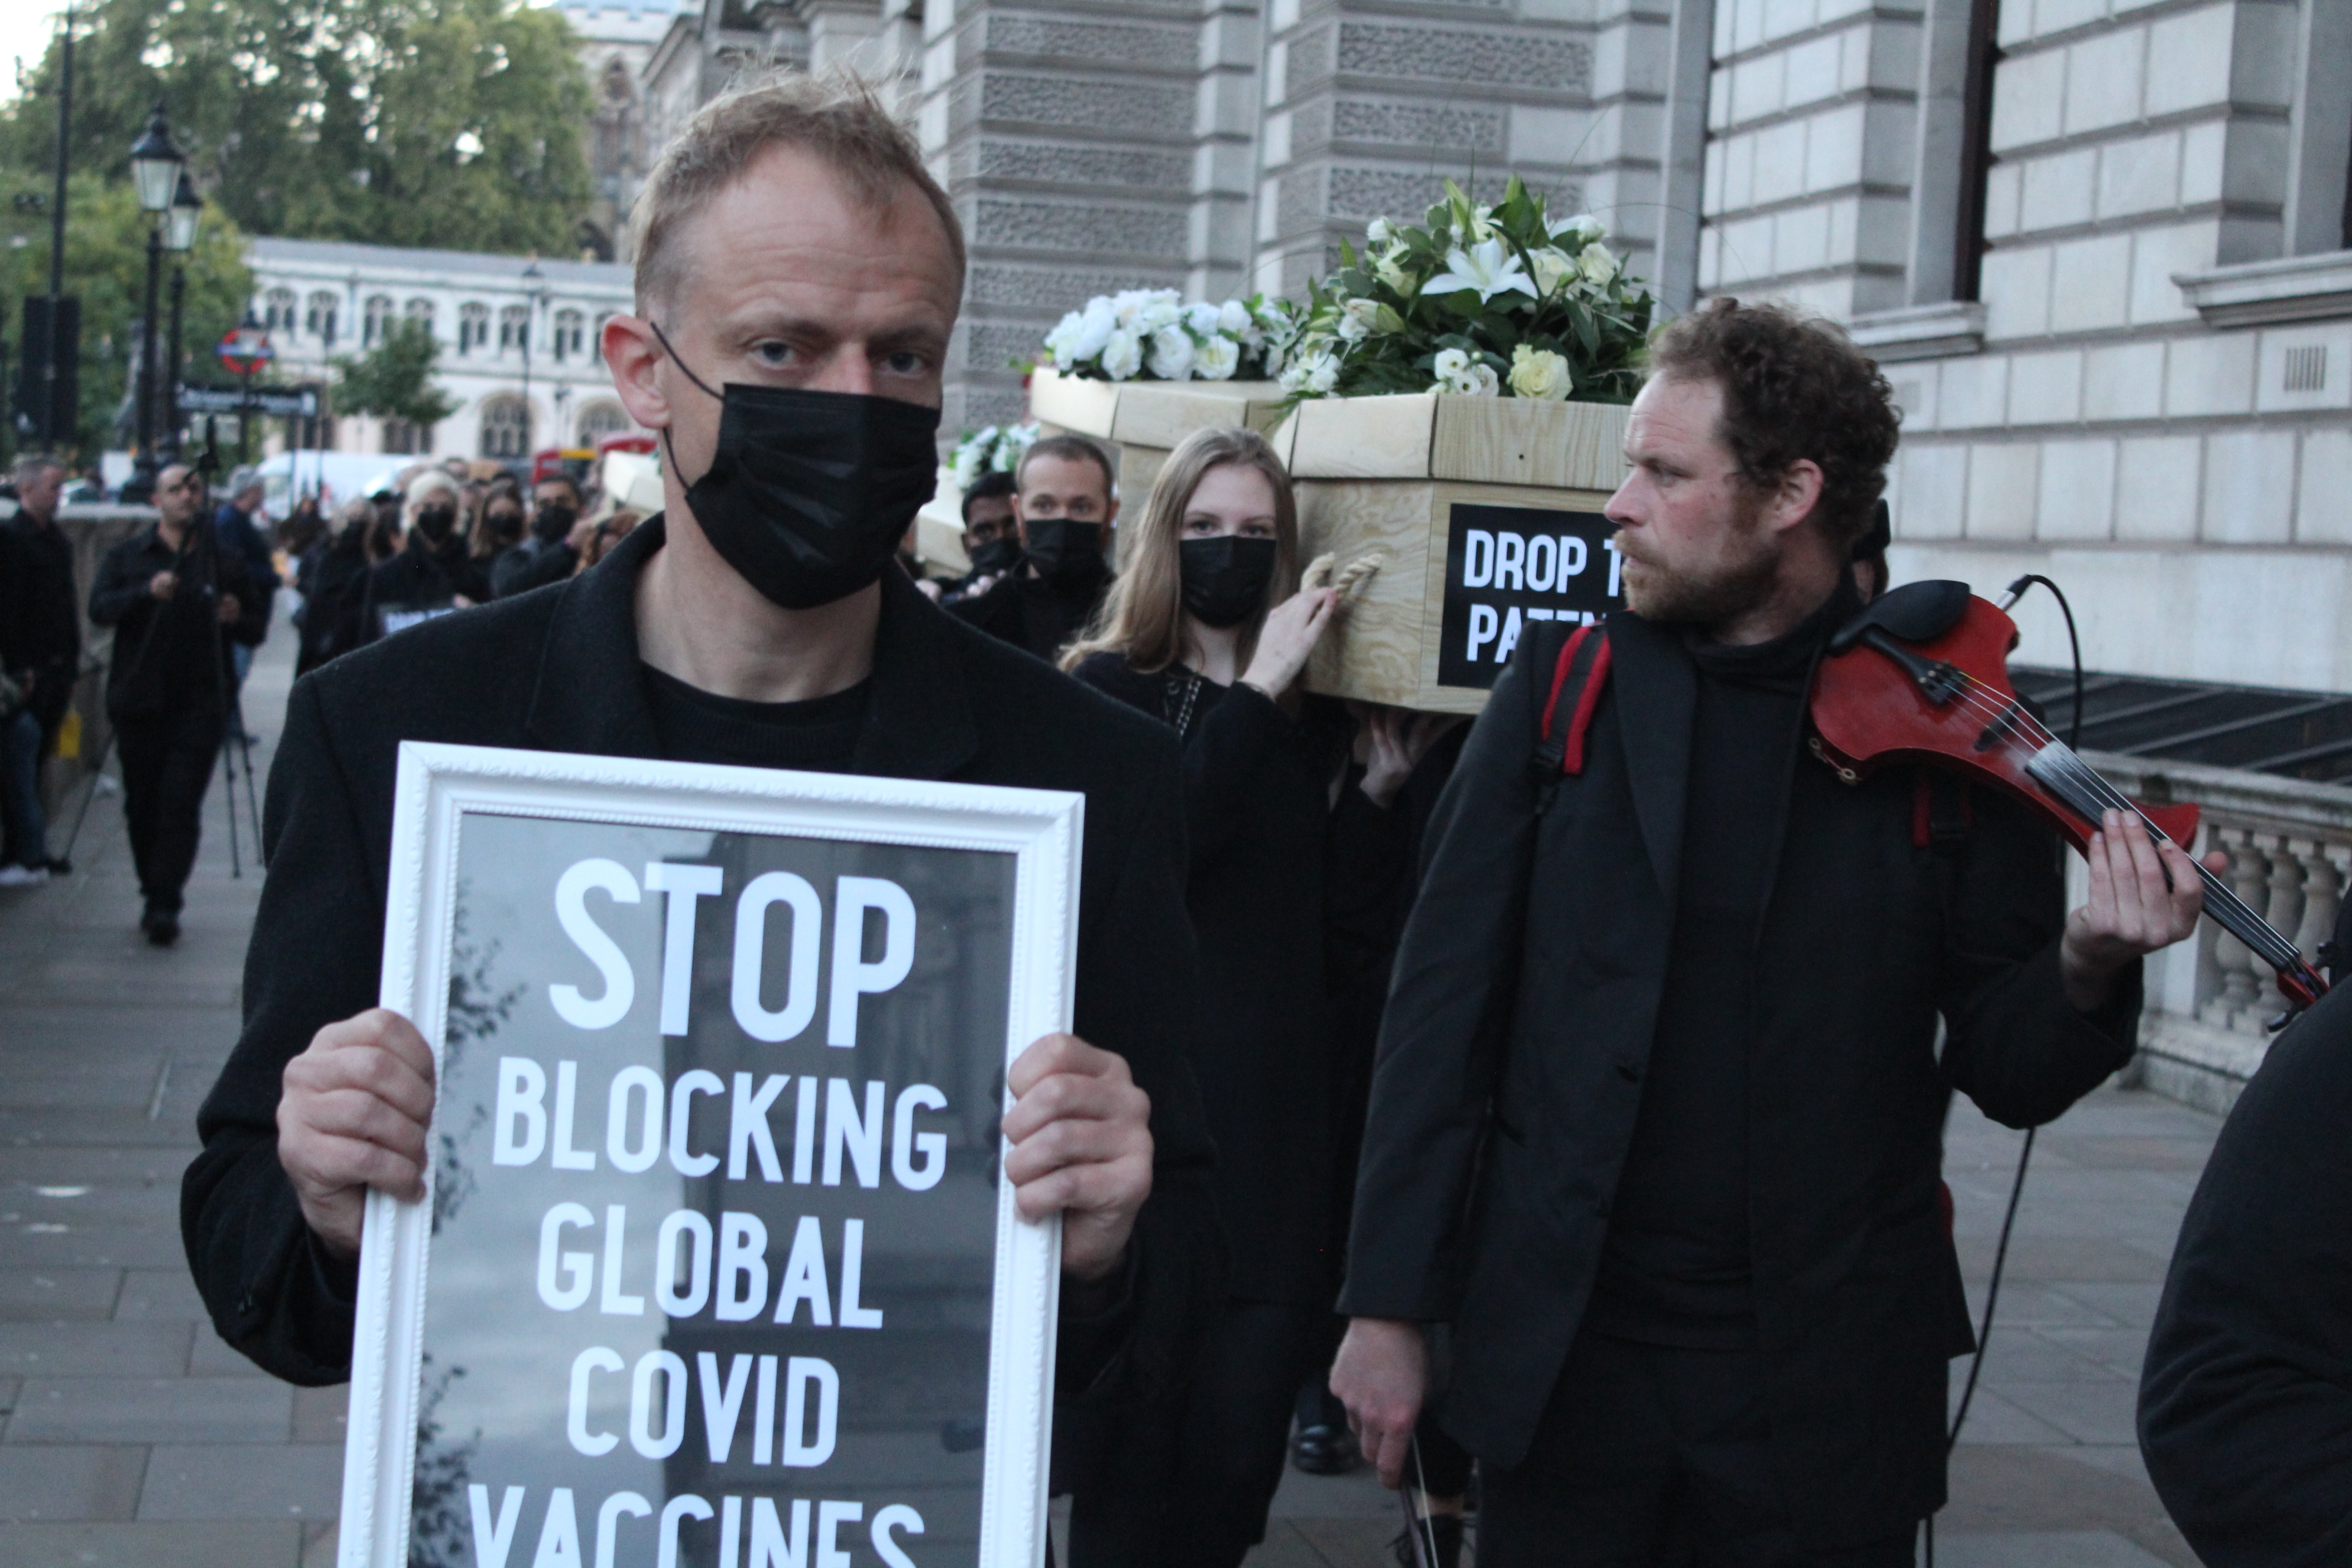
left=2174, top=252, right=2352, bottom=330
left=1847, top=300, right=1986, bottom=362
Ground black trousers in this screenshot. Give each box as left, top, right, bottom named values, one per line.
left=1478, top=1330, right=1915, bottom=1568
left=1174, top=1296, right=1323, bottom=1568
left=116, top=703, right=220, bottom=915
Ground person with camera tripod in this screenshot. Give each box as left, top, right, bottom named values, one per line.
left=88, top=463, right=264, bottom=945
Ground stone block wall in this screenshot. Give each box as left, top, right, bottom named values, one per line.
left=1252, top=0, right=1664, bottom=300
left=1696, top=0, right=1926, bottom=315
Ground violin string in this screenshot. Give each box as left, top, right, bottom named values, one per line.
left=1903, top=670, right=2308, bottom=975
left=1902, top=665, right=2315, bottom=983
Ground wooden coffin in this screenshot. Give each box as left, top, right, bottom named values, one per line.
left=1029, top=366, right=1287, bottom=510
left=1271, top=393, right=1633, bottom=715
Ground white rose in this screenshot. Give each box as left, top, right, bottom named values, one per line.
left=1147, top=324, right=1196, bottom=380
left=1101, top=327, right=1144, bottom=381
left=951, top=445, right=982, bottom=491
left=1137, top=294, right=1183, bottom=333
left=1073, top=299, right=1117, bottom=360
left=1112, top=289, right=1149, bottom=327
left=1218, top=298, right=1253, bottom=337
left=1508, top=344, right=1572, bottom=401
left=1044, top=310, right=1087, bottom=368
left=1578, top=242, right=1619, bottom=285
left=1195, top=334, right=1241, bottom=380
left=1366, top=216, right=1394, bottom=246
left=1185, top=300, right=1224, bottom=338
left=1531, top=247, right=1575, bottom=296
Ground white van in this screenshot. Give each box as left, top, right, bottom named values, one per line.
left=256, top=451, right=411, bottom=523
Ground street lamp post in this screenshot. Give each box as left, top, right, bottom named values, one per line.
left=127, top=102, right=184, bottom=495
left=161, top=171, right=201, bottom=463
left=518, top=259, right=543, bottom=468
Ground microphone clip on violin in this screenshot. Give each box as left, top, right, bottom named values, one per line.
left=1810, top=579, right=2330, bottom=1022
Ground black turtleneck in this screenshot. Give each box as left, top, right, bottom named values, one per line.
left=1587, top=579, right=1862, bottom=1349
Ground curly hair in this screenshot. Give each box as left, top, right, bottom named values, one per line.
left=1648, top=298, right=1900, bottom=553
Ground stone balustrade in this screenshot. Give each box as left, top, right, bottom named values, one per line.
left=2084, top=750, right=2352, bottom=1113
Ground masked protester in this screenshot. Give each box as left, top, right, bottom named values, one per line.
left=939, top=468, right=1019, bottom=599
left=946, top=433, right=1117, bottom=661
left=352, top=472, right=491, bottom=646
left=182, top=72, right=1218, bottom=1568
left=1059, top=426, right=1445, bottom=1568
left=490, top=475, right=589, bottom=598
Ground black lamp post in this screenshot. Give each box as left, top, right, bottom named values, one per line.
left=161, top=170, right=201, bottom=462
left=519, top=259, right=544, bottom=465
left=127, top=101, right=184, bottom=494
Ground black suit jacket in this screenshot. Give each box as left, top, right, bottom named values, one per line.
left=180, top=519, right=1222, bottom=1548
left=2139, top=983, right=2352, bottom=1567
left=1340, top=610, right=2138, bottom=1547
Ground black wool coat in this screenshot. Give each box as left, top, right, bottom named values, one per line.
left=180, top=519, right=1224, bottom=1548
left=1338, top=608, right=2139, bottom=1548
left=1072, top=656, right=1405, bottom=1303
left=88, top=523, right=263, bottom=723
left=2139, top=982, right=2352, bottom=1567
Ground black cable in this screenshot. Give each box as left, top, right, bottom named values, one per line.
left=2001, top=573, right=2084, bottom=749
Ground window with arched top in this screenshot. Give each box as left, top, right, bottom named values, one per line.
left=498, top=305, right=530, bottom=353
left=575, top=399, right=632, bottom=446
left=458, top=303, right=490, bottom=354
left=480, top=394, right=532, bottom=459
left=552, top=309, right=585, bottom=362
left=404, top=298, right=436, bottom=338
left=363, top=295, right=394, bottom=347
left=264, top=288, right=297, bottom=333
left=305, top=291, right=340, bottom=346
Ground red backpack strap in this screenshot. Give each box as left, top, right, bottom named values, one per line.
left=1533, top=622, right=1612, bottom=778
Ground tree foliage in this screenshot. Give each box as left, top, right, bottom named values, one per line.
left=0, top=0, right=594, bottom=258
left=334, top=316, right=458, bottom=427
left=2, top=170, right=254, bottom=459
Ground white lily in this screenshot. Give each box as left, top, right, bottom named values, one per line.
left=1425, top=238, right=1535, bottom=304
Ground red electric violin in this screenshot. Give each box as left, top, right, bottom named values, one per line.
left=1809, top=580, right=2330, bottom=1017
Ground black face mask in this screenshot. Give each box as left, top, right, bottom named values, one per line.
left=1180, top=535, right=1278, bottom=629
left=968, top=535, right=1022, bottom=576
left=652, top=323, right=942, bottom=610
left=1021, top=518, right=1103, bottom=588
left=413, top=505, right=457, bottom=545
left=533, top=502, right=577, bottom=543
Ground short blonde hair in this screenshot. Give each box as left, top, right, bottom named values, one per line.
left=405, top=470, right=460, bottom=508
left=631, top=68, right=964, bottom=312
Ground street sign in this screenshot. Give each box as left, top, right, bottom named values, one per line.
left=178, top=384, right=318, bottom=417
left=217, top=325, right=273, bottom=377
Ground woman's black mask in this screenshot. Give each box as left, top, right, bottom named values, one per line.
left=652, top=322, right=942, bottom=610
left=1179, top=535, right=1278, bottom=629
left=413, top=505, right=457, bottom=545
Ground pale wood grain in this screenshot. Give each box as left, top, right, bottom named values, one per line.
left=1028, top=367, right=1122, bottom=439
left=1285, top=393, right=1438, bottom=479
left=1109, top=380, right=1286, bottom=447
left=1431, top=398, right=1631, bottom=491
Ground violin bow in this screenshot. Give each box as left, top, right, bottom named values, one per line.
left=1397, top=1433, right=1444, bottom=1568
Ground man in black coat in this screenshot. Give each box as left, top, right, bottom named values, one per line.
left=2138, top=981, right=2352, bottom=1566
left=88, top=462, right=262, bottom=942
left=945, top=435, right=1118, bottom=662
left=1330, top=300, right=2210, bottom=1565
left=1, top=454, right=80, bottom=877
left=179, top=76, right=1219, bottom=1566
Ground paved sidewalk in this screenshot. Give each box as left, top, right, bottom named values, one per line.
left=0, top=622, right=2216, bottom=1568
left=1241, top=1089, right=2215, bottom=1568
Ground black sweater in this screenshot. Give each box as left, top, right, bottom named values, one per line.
left=2140, top=983, right=2352, bottom=1566
left=1072, top=654, right=1404, bottom=1303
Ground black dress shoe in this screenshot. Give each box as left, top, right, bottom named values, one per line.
left=44, top=855, right=71, bottom=876
left=142, top=908, right=180, bottom=946
left=1290, top=1421, right=1360, bottom=1475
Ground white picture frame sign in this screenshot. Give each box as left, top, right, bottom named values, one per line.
left=340, top=741, right=1081, bottom=1568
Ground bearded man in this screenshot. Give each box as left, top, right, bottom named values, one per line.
left=1330, top=300, right=2209, bottom=1565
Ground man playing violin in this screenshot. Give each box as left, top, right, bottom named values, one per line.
left=1330, top=298, right=2210, bottom=1567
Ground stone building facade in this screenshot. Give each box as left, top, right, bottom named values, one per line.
left=244, top=238, right=640, bottom=463
left=307, top=0, right=2347, bottom=696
